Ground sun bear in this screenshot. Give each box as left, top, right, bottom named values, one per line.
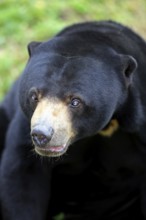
left=1, top=21, right=146, bottom=219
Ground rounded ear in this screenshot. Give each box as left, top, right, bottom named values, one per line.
left=27, top=41, right=42, bottom=56
left=120, top=55, right=137, bottom=87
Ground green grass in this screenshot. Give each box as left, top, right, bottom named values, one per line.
left=0, top=0, right=146, bottom=100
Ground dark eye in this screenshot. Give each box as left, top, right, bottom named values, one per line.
left=70, top=98, right=81, bottom=108
left=31, top=93, right=38, bottom=102
left=29, top=88, right=39, bottom=103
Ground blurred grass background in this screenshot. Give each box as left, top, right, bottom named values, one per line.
left=0, top=0, right=146, bottom=101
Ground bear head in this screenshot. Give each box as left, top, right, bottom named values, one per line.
left=19, top=35, right=137, bottom=157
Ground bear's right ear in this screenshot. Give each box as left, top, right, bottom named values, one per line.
left=120, top=54, right=137, bottom=87
left=27, top=41, right=42, bottom=56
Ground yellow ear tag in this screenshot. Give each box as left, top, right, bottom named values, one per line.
left=98, top=119, right=119, bottom=137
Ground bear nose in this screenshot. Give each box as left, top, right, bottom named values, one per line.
left=31, top=126, right=54, bottom=148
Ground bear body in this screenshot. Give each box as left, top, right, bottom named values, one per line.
left=1, top=21, right=146, bottom=219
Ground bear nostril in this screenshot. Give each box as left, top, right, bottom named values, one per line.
left=32, top=133, right=48, bottom=147
left=31, top=127, right=54, bottom=148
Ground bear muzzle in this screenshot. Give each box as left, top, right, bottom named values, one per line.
left=30, top=98, right=75, bottom=157
left=31, top=124, right=70, bottom=157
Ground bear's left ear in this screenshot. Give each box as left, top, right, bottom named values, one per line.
left=27, top=41, right=42, bottom=57
left=120, top=55, right=137, bottom=87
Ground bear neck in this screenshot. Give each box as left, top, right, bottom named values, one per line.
left=117, top=86, right=146, bottom=143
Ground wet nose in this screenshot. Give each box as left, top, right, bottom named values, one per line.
left=31, top=126, right=54, bottom=148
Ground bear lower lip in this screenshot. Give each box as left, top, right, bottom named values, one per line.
left=35, top=144, right=68, bottom=157
left=47, top=146, right=65, bottom=152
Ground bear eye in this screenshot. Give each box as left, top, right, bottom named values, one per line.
left=29, top=88, right=39, bottom=104
left=70, top=98, right=81, bottom=108
left=31, top=93, right=38, bottom=103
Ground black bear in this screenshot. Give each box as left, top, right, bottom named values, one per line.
left=1, top=21, right=146, bottom=220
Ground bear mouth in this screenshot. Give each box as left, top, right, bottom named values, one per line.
left=35, top=144, right=68, bottom=157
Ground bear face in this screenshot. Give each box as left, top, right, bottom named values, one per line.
left=19, top=35, right=137, bottom=157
